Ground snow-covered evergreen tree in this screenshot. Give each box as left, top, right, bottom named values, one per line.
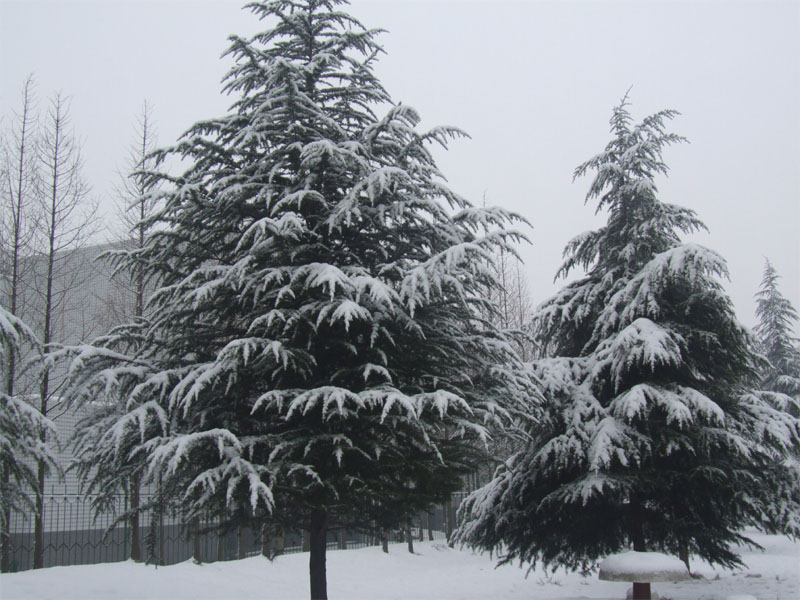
left=58, top=1, right=536, bottom=596
left=0, top=307, right=56, bottom=529
left=754, top=258, right=800, bottom=413
left=456, top=97, right=800, bottom=579
left=751, top=258, right=800, bottom=537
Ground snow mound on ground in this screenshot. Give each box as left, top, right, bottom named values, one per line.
left=599, top=550, right=690, bottom=582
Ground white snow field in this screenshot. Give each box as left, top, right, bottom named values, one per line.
left=2, top=531, right=797, bottom=600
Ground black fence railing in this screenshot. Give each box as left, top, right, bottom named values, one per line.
left=5, top=493, right=465, bottom=573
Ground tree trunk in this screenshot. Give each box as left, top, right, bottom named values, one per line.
left=158, top=502, right=164, bottom=565
left=238, top=522, right=246, bottom=560
left=1, top=468, right=10, bottom=572
left=444, top=495, right=454, bottom=547
left=2, top=76, right=36, bottom=574
left=381, top=530, right=389, bottom=553
left=130, top=473, right=141, bottom=561
left=308, top=508, right=328, bottom=600
left=632, top=525, right=646, bottom=552
left=33, top=485, right=43, bottom=568
left=405, top=523, right=414, bottom=554
left=33, top=423, right=47, bottom=569
left=261, top=521, right=270, bottom=558
left=274, top=525, right=285, bottom=557
left=629, top=500, right=650, bottom=600
left=427, top=512, right=433, bottom=541
left=33, top=372, right=51, bottom=569
left=33, top=98, right=60, bottom=570
left=679, top=541, right=690, bottom=572
left=192, top=518, right=201, bottom=563
left=629, top=495, right=646, bottom=552
left=217, top=511, right=225, bottom=561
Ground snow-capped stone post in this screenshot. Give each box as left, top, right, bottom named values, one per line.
left=599, top=551, right=690, bottom=600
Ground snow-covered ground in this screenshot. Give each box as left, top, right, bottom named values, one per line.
left=2, top=531, right=797, bottom=599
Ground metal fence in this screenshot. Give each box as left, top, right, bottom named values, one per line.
left=5, top=492, right=463, bottom=573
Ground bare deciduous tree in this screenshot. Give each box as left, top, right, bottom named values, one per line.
left=100, top=100, right=159, bottom=328
left=31, top=91, right=97, bottom=569
left=478, top=194, right=535, bottom=361
left=486, top=248, right=536, bottom=361
left=0, top=74, right=41, bottom=573
left=112, top=100, right=156, bottom=561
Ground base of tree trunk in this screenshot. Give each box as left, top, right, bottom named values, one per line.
left=33, top=459, right=45, bottom=569
left=274, top=526, right=285, bottom=557
left=678, top=542, right=690, bottom=572
left=238, top=523, right=246, bottom=560
left=405, top=524, right=414, bottom=554
left=130, top=475, right=141, bottom=562
left=261, top=522, right=270, bottom=558
left=309, top=509, right=328, bottom=600
left=2, top=501, right=11, bottom=572
left=218, top=526, right=226, bottom=562
left=444, top=495, right=454, bottom=547
left=192, top=518, right=201, bottom=563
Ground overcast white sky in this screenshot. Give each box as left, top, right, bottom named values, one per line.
left=2, top=0, right=798, bottom=331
